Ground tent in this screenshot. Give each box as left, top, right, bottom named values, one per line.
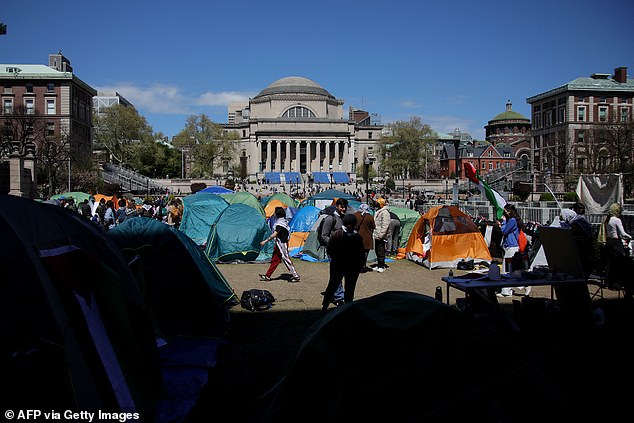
left=205, top=203, right=274, bottom=263
left=405, top=205, right=491, bottom=269
left=252, top=291, right=558, bottom=422
left=50, top=191, right=92, bottom=204
left=219, top=191, right=266, bottom=217
left=199, top=185, right=234, bottom=194
left=264, top=198, right=290, bottom=219
left=179, top=192, right=230, bottom=246
left=287, top=205, right=321, bottom=249
left=0, top=195, right=162, bottom=416
left=261, top=192, right=298, bottom=209
left=106, top=217, right=238, bottom=339
left=389, top=206, right=422, bottom=253
left=304, top=189, right=356, bottom=210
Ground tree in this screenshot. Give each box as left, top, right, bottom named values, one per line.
left=378, top=117, right=435, bottom=180
left=172, top=114, right=238, bottom=178
left=93, top=104, right=153, bottom=167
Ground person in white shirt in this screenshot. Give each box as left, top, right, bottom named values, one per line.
left=600, top=203, right=632, bottom=296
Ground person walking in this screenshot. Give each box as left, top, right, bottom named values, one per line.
left=372, top=198, right=391, bottom=272
left=354, top=203, right=375, bottom=273
left=260, top=206, right=301, bottom=283
left=322, top=214, right=365, bottom=312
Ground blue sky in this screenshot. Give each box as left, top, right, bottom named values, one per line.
left=2, top=0, right=633, bottom=140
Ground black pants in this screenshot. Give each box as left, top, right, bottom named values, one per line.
left=375, top=238, right=386, bottom=268
left=322, top=263, right=360, bottom=307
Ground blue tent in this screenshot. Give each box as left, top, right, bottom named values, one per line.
left=199, top=186, right=234, bottom=194
left=289, top=205, right=320, bottom=232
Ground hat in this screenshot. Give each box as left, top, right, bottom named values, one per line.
left=376, top=198, right=386, bottom=207
left=359, top=203, right=370, bottom=214
left=343, top=214, right=357, bottom=228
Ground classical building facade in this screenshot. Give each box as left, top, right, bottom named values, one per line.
left=485, top=100, right=531, bottom=169
left=526, top=66, right=633, bottom=190
left=223, top=76, right=382, bottom=183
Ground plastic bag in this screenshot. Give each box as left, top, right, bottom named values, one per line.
left=240, top=289, right=276, bottom=311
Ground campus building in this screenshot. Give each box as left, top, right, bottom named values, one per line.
left=0, top=52, right=96, bottom=196
left=223, top=76, right=383, bottom=184
left=526, top=66, right=634, bottom=191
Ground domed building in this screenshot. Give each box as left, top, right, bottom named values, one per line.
left=484, top=100, right=531, bottom=170
left=224, top=76, right=382, bottom=184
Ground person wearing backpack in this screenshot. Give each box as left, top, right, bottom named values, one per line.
left=322, top=214, right=365, bottom=312
left=259, top=207, right=301, bottom=282
left=115, top=199, right=128, bottom=225
left=318, top=198, right=349, bottom=305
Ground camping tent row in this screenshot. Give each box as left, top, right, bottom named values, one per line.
left=0, top=195, right=238, bottom=420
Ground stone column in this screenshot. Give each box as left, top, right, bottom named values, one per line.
left=334, top=141, right=340, bottom=171
left=285, top=141, right=291, bottom=172
left=9, top=141, right=26, bottom=197
left=295, top=141, right=301, bottom=173
left=276, top=141, right=281, bottom=172
left=325, top=141, right=330, bottom=172
left=266, top=141, right=272, bottom=172
left=23, top=141, right=37, bottom=199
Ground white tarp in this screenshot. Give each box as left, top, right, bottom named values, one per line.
left=575, top=174, right=623, bottom=215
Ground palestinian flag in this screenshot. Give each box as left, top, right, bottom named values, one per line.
left=463, top=162, right=506, bottom=219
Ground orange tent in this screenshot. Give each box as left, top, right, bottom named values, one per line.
left=93, top=194, right=120, bottom=208
left=264, top=199, right=288, bottom=219
left=404, top=205, right=491, bottom=269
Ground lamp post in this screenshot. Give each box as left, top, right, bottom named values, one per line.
left=364, top=157, right=371, bottom=204
left=452, top=128, right=461, bottom=204
left=329, top=164, right=333, bottom=189
left=67, top=156, right=71, bottom=192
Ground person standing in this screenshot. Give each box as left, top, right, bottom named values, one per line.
left=496, top=204, right=520, bottom=296
left=354, top=203, right=375, bottom=273
left=598, top=203, right=632, bottom=295
left=260, top=207, right=301, bottom=283
left=372, top=198, right=391, bottom=272
left=322, top=214, right=365, bottom=312
left=319, top=198, right=349, bottom=305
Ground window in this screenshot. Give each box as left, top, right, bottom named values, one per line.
left=25, top=83, right=34, bottom=93
left=599, top=106, right=608, bottom=122
left=25, top=98, right=34, bottom=114
left=3, top=83, right=12, bottom=94
left=558, top=107, right=565, bottom=123
left=503, top=152, right=510, bottom=158
left=621, top=107, right=630, bottom=123
left=46, top=122, right=55, bottom=137
left=577, top=158, right=585, bottom=169
left=242, top=129, right=246, bottom=138
left=4, top=122, right=12, bottom=138
left=47, top=82, right=55, bottom=93
left=481, top=162, right=486, bottom=170
left=600, top=96, right=606, bottom=103
left=368, top=131, right=373, bottom=139
left=488, top=150, right=493, bottom=157
left=578, top=96, right=585, bottom=102
left=577, top=131, right=585, bottom=143
left=2, top=98, right=12, bottom=114
left=488, top=162, right=493, bottom=170
left=496, top=162, right=500, bottom=169
left=282, top=106, right=315, bottom=118
left=533, top=113, right=541, bottom=128
left=505, top=162, right=511, bottom=169
left=46, top=99, right=55, bottom=115
left=577, top=106, right=586, bottom=122
left=620, top=97, right=628, bottom=104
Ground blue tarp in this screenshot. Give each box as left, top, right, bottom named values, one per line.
left=312, top=172, right=330, bottom=184
left=199, top=186, right=233, bottom=194
left=283, top=172, right=302, bottom=184
left=265, top=172, right=281, bottom=184
left=332, top=172, right=350, bottom=184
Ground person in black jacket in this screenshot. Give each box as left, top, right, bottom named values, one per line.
left=322, top=214, right=365, bottom=312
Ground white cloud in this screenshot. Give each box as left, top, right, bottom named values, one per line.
left=399, top=99, right=423, bottom=109
left=95, top=82, right=253, bottom=115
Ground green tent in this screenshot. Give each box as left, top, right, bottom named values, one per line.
left=50, top=191, right=92, bottom=204
left=389, top=206, right=422, bottom=249
left=220, top=191, right=266, bottom=217
left=179, top=192, right=230, bottom=246
left=107, top=217, right=238, bottom=339
left=205, top=203, right=274, bottom=263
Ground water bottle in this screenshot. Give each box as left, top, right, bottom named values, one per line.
left=435, top=286, right=443, bottom=302
left=448, top=269, right=454, bottom=278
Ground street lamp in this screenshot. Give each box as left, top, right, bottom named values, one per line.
left=364, top=157, right=371, bottom=204
left=452, top=128, right=461, bottom=204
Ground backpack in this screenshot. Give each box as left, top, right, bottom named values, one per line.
left=240, top=289, right=276, bottom=312
left=317, top=215, right=334, bottom=246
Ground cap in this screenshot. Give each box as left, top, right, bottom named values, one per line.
left=376, top=198, right=386, bottom=207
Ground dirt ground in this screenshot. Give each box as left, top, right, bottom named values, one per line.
left=185, top=257, right=633, bottom=422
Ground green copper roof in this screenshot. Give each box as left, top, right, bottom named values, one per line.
left=528, top=72, right=634, bottom=102
left=490, top=110, right=528, bottom=122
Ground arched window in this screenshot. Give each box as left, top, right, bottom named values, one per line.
left=282, top=106, right=315, bottom=118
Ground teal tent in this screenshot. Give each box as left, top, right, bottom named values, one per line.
left=205, top=203, right=274, bottom=263
left=389, top=206, right=422, bottom=249
left=179, top=192, right=230, bottom=246
left=220, top=191, right=266, bottom=217
left=107, top=217, right=238, bottom=339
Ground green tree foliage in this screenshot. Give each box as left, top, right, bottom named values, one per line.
left=93, top=104, right=153, bottom=166
left=172, top=114, right=238, bottom=178
left=128, top=134, right=180, bottom=179
left=378, top=117, right=435, bottom=180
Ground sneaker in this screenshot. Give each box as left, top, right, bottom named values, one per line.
left=259, top=274, right=271, bottom=281
left=524, top=286, right=532, bottom=296
left=374, top=267, right=385, bottom=273
left=332, top=300, right=345, bottom=307
left=290, top=276, right=301, bottom=283
left=496, top=288, right=513, bottom=297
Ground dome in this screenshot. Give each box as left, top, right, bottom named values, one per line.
left=490, top=110, right=528, bottom=122
left=254, top=76, right=335, bottom=99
